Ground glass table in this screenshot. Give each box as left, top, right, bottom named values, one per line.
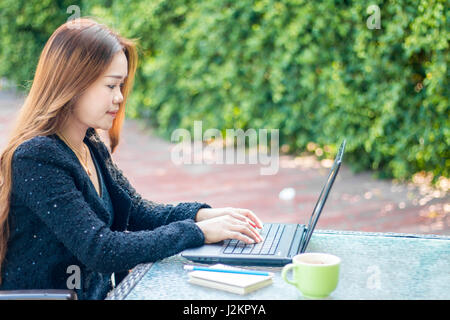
left=106, top=230, right=450, bottom=300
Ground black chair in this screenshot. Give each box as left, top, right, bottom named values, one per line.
left=0, top=270, right=128, bottom=300
left=0, top=289, right=77, bottom=300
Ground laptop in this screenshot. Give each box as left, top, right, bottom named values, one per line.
left=182, top=140, right=347, bottom=266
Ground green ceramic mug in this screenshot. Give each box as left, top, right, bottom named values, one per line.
left=281, top=253, right=341, bottom=299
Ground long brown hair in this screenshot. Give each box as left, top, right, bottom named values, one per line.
left=0, top=17, right=139, bottom=283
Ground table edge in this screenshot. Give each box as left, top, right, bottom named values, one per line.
left=314, top=229, right=450, bottom=240
left=105, top=263, right=153, bottom=300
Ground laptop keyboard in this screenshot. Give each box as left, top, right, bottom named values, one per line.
left=222, top=224, right=285, bottom=255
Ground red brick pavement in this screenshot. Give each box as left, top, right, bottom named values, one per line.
left=1, top=87, right=449, bottom=235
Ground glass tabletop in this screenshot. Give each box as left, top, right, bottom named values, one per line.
left=106, top=230, right=450, bottom=300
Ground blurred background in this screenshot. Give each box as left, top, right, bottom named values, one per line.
left=0, top=0, right=448, bottom=234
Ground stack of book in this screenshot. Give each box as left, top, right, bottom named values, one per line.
left=185, top=264, right=274, bottom=295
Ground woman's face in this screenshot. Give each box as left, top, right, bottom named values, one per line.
left=72, top=50, right=128, bottom=131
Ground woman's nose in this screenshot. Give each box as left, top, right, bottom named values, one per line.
left=113, top=92, right=123, bottom=104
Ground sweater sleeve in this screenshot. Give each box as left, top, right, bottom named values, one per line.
left=11, top=139, right=206, bottom=274
left=106, top=159, right=212, bottom=232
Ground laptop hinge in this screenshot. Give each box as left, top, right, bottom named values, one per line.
left=298, top=227, right=308, bottom=253
left=288, top=225, right=305, bottom=257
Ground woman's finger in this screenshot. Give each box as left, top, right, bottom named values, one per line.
left=229, top=212, right=263, bottom=242
left=230, top=219, right=262, bottom=243
left=227, top=231, right=255, bottom=245
left=234, top=208, right=263, bottom=229
left=226, top=208, right=260, bottom=229
left=228, top=211, right=258, bottom=229
left=226, top=212, right=262, bottom=241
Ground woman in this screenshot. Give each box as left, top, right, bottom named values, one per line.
left=0, top=17, right=262, bottom=300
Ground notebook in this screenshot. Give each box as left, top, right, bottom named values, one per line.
left=182, top=140, right=346, bottom=266
left=187, top=264, right=273, bottom=295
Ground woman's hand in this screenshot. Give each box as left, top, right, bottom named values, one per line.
left=196, top=207, right=263, bottom=228
left=195, top=207, right=264, bottom=244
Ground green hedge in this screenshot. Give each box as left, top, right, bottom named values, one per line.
left=0, top=0, right=83, bottom=90
left=1, top=0, right=448, bottom=182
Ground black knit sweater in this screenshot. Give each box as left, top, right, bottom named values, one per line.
left=0, top=128, right=210, bottom=299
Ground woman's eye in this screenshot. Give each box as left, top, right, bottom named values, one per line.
left=107, top=84, right=125, bottom=89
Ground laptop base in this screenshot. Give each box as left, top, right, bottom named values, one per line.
left=182, top=223, right=306, bottom=267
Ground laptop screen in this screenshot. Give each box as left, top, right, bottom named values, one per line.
left=300, top=140, right=346, bottom=252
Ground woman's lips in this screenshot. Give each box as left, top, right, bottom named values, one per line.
left=107, top=111, right=117, bottom=118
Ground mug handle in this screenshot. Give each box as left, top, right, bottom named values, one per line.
left=281, top=263, right=297, bottom=287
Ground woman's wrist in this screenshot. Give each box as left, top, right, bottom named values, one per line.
left=195, top=208, right=209, bottom=222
